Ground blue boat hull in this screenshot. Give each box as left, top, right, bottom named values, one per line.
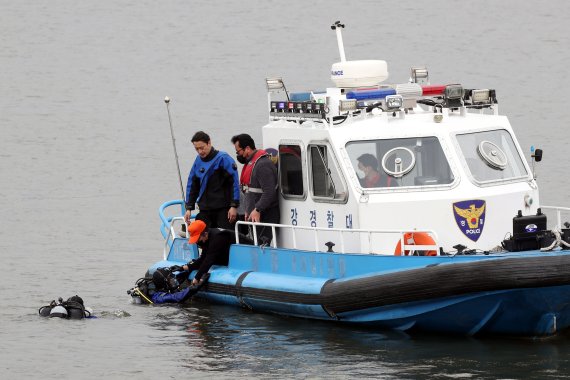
left=153, top=238, right=570, bottom=337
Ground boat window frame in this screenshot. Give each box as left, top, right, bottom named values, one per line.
left=278, top=140, right=307, bottom=201
left=307, top=141, right=349, bottom=204
left=452, top=127, right=531, bottom=187
left=344, top=135, right=459, bottom=192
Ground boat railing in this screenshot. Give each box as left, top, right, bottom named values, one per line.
left=159, top=200, right=190, bottom=259
left=235, top=220, right=439, bottom=255
left=541, top=206, right=570, bottom=230
left=159, top=200, right=440, bottom=256
left=161, top=216, right=185, bottom=259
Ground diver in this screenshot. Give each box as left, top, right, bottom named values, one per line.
left=128, top=267, right=209, bottom=305
left=129, top=220, right=253, bottom=304
left=39, top=295, right=94, bottom=319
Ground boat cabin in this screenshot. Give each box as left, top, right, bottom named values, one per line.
left=259, top=25, right=539, bottom=255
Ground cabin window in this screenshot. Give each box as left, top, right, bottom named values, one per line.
left=346, top=137, right=454, bottom=188
left=278, top=144, right=305, bottom=198
left=308, top=144, right=347, bottom=202
left=455, top=129, right=528, bottom=183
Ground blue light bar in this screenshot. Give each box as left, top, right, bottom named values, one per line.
left=290, top=92, right=312, bottom=101
left=346, top=88, right=397, bottom=101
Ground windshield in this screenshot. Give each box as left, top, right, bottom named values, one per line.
left=455, top=129, right=528, bottom=183
left=346, top=136, right=455, bottom=188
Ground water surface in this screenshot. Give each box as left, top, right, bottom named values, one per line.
left=1, top=0, right=570, bottom=378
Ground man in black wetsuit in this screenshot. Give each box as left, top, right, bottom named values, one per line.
left=179, top=220, right=253, bottom=285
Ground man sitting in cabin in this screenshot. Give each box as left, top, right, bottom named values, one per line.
left=175, top=220, right=253, bottom=285
left=357, top=153, right=395, bottom=188
left=231, top=133, right=280, bottom=245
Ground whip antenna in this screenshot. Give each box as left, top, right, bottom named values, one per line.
left=331, top=21, right=346, bottom=62
left=164, top=96, right=185, bottom=201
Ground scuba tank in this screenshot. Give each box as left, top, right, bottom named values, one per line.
left=127, top=267, right=183, bottom=305
left=39, top=295, right=92, bottom=319
left=127, top=275, right=156, bottom=305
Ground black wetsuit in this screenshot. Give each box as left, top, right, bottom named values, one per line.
left=187, top=228, right=253, bottom=281
left=185, top=148, right=240, bottom=229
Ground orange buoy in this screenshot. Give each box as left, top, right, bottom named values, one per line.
left=395, top=232, right=438, bottom=256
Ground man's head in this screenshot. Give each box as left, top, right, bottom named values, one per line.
left=188, top=220, right=209, bottom=244
left=191, top=131, right=212, bottom=159
left=357, top=153, right=379, bottom=175
left=231, top=134, right=256, bottom=162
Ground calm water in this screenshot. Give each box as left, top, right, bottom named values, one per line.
left=2, top=0, right=570, bottom=378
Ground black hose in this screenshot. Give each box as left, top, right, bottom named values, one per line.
left=365, top=102, right=383, bottom=112
left=333, top=114, right=349, bottom=125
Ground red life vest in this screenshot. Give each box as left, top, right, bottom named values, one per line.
left=240, top=149, right=268, bottom=188
left=364, top=171, right=393, bottom=187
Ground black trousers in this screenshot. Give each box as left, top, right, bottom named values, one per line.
left=253, top=206, right=280, bottom=245
left=196, top=208, right=233, bottom=229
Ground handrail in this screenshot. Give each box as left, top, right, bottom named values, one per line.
left=159, top=200, right=190, bottom=259
left=163, top=216, right=186, bottom=259
left=158, top=200, right=439, bottom=256
left=159, top=200, right=186, bottom=238
left=235, top=220, right=439, bottom=255
left=541, top=205, right=570, bottom=229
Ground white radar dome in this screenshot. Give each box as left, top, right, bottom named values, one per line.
left=330, top=60, right=389, bottom=88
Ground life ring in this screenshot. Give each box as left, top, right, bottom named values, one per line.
left=394, top=232, right=437, bottom=256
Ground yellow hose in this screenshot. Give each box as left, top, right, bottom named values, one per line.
left=134, top=287, right=154, bottom=305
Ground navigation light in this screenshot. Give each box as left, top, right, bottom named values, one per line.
left=266, top=77, right=286, bottom=91
left=339, top=99, right=358, bottom=112
left=444, top=84, right=464, bottom=108
left=346, top=88, right=397, bottom=101
left=421, top=85, right=446, bottom=96
left=410, top=67, right=429, bottom=84
left=385, top=95, right=403, bottom=110
left=471, top=89, right=491, bottom=104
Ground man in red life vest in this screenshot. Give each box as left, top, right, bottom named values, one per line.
left=357, top=153, right=394, bottom=188
left=231, top=134, right=280, bottom=245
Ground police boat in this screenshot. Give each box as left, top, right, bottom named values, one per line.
left=136, top=22, right=570, bottom=337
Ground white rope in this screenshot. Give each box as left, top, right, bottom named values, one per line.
left=559, top=233, right=570, bottom=249
left=539, top=230, right=570, bottom=251
left=540, top=230, right=560, bottom=251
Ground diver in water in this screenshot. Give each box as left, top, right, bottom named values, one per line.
left=39, top=295, right=94, bottom=319
left=128, top=267, right=209, bottom=305
left=129, top=220, right=253, bottom=304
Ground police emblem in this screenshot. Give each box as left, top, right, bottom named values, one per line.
left=452, top=200, right=486, bottom=242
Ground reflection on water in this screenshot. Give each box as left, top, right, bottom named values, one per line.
left=142, top=300, right=570, bottom=379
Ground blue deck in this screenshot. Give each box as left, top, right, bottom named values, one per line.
left=164, top=237, right=559, bottom=278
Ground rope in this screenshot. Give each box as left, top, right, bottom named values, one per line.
left=540, top=230, right=560, bottom=251
left=540, top=230, right=570, bottom=251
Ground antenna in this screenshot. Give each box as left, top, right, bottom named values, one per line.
left=331, top=21, right=346, bottom=62
left=164, top=97, right=185, bottom=201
